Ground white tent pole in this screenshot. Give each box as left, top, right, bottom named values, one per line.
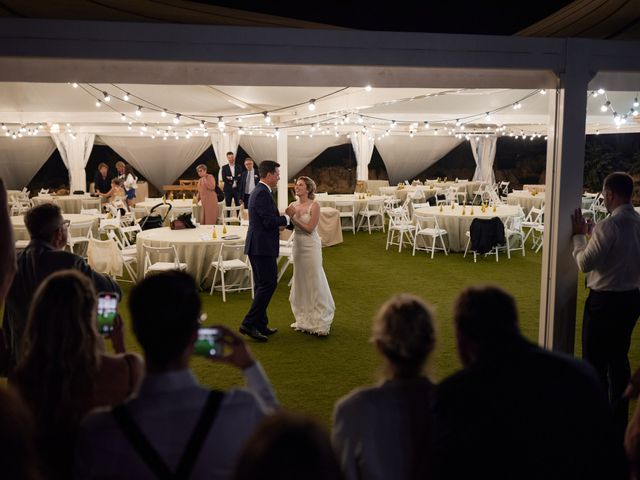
left=351, top=132, right=373, bottom=181
left=276, top=133, right=288, bottom=211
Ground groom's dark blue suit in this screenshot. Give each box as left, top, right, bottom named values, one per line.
left=242, top=182, right=288, bottom=333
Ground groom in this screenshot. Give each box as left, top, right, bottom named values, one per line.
left=240, top=160, right=296, bottom=342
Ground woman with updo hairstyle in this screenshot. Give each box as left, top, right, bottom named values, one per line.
left=287, top=175, right=335, bottom=336
left=332, top=294, right=436, bottom=480
left=12, top=270, right=143, bottom=480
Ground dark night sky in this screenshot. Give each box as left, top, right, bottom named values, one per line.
left=193, top=1, right=574, bottom=35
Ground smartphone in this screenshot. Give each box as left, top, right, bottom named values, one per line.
left=97, top=292, right=119, bottom=335
left=194, top=327, right=224, bottom=358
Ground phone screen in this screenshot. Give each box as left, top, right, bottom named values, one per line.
left=97, top=292, right=119, bottom=335
left=194, top=328, right=224, bottom=358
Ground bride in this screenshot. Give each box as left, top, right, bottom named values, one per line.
left=288, top=176, right=335, bottom=336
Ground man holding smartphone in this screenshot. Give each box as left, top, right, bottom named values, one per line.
left=76, top=271, right=278, bottom=480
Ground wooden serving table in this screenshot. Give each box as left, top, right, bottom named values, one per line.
left=162, top=185, right=199, bottom=197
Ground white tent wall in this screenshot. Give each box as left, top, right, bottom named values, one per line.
left=374, top=136, right=463, bottom=184
left=99, top=136, right=210, bottom=191
left=239, top=135, right=345, bottom=180
left=351, top=132, right=374, bottom=181
left=0, top=137, right=56, bottom=189
left=51, top=132, right=95, bottom=192
left=470, top=136, right=498, bottom=184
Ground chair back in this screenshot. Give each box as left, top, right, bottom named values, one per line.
left=87, top=237, right=123, bottom=276
left=414, top=214, right=438, bottom=230
left=219, top=242, right=248, bottom=264
left=143, top=244, right=181, bottom=270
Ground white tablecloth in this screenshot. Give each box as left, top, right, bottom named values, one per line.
left=32, top=194, right=102, bottom=214
left=317, top=194, right=385, bottom=229
left=136, top=225, right=248, bottom=285
left=523, top=184, right=545, bottom=193
left=379, top=186, right=437, bottom=203
left=506, top=191, right=545, bottom=214
left=424, top=181, right=480, bottom=201
left=414, top=205, right=521, bottom=252
left=11, top=213, right=100, bottom=241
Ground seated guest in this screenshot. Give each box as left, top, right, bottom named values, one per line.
left=0, top=385, right=42, bottom=480
left=234, top=411, right=343, bottom=480
left=93, top=162, right=111, bottom=195
left=433, top=285, right=626, bottom=480
left=332, top=294, right=435, bottom=480
left=12, top=270, right=143, bottom=480
left=3, top=203, right=120, bottom=374
left=100, top=178, right=128, bottom=213
left=75, top=271, right=278, bottom=480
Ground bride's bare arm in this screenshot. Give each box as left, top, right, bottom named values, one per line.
left=290, top=201, right=320, bottom=234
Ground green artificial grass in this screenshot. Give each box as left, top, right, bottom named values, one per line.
left=113, top=230, right=640, bottom=427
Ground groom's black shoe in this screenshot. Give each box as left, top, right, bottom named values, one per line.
left=259, top=327, right=278, bottom=336
left=239, top=325, right=268, bottom=342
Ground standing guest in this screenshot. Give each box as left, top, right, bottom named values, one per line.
left=2, top=203, right=120, bottom=374
left=93, top=163, right=111, bottom=195
left=12, top=270, right=143, bottom=480
left=241, top=161, right=296, bottom=342
left=433, top=285, right=625, bottom=480
left=221, top=152, right=243, bottom=208
left=122, top=164, right=138, bottom=208
left=195, top=164, right=218, bottom=225
left=75, top=271, right=278, bottom=480
left=0, top=178, right=16, bottom=305
left=332, top=294, right=435, bottom=480
left=239, top=157, right=259, bottom=206
left=571, top=171, right=640, bottom=440
left=115, top=161, right=126, bottom=181
left=235, top=412, right=343, bottom=480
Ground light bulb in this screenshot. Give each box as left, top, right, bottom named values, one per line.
left=173, top=114, right=181, bottom=124
left=635, top=98, right=639, bottom=108
left=485, top=112, right=491, bottom=121
left=103, top=92, right=111, bottom=102
left=423, top=121, right=429, bottom=129
left=135, top=106, right=142, bottom=116
left=597, top=88, right=605, bottom=95
left=123, top=92, right=130, bottom=101
left=455, top=119, right=461, bottom=127
left=217, top=117, right=225, bottom=129
left=161, top=109, right=167, bottom=117
left=95, top=100, right=102, bottom=108
left=120, top=113, right=126, bottom=121
left=308, top=99, right=316, bottom=111
left=365, top=84, right=372, bottom=92
left=540, top=89, right=547, bottom=95
left=72, top=82, right=78, bottom=88
left=1, top=123, right=5, bottom=130
left=601, top=101, right=610, bottom=112
left=200, top=120, right=206, bottom=128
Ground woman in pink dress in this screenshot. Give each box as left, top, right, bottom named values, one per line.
left=195, top=164, right=218, bottom=225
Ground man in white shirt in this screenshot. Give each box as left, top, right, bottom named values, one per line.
left=220, top=152, right=243, bottom=208
left=75, top=271, right=278, bottom=480
left=571, top=171, right=640, bottom=440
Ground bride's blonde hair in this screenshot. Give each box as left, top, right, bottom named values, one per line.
left=297, top=176, right=316, bottom=200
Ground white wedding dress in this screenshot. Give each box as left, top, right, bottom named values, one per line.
left=289, top=203, right=335, bottom=336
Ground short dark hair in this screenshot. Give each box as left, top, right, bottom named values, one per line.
left=226, top=151, right=234, bottom=157
left=603, top=172, right=633, bottom=200
left=454, top=285, right=519, bottom=345
left=129, top=271, right=201, bottom=368
left=258, top=160, right=280, bottom=179
left=97, top=163, right=108, bottom=170
left=24, top=203, right=64, bottom=241
left=245, top=157, right=254, bottom=164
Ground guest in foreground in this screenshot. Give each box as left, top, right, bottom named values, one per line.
left=3, top=203, right=120, bottom=374
left=234, top=411, right=343, bottom=480
left=93, top=162, right=111, bottom=195
left=76, top=271, right=278, bottom=480
left=12, top=270, right=143, bottom=480
left=433, top=285, right=626, bottom=480
left=332, top=294, right=435, bottom=480
left=0, top=178, right=16, bottom=304
left=571, top=171, right=640, bottom=440
left=0, top=385, right=42, bottom=480
left=241, top=160, right=296, bottom=342
left=195, top=163, right=218, bottom=225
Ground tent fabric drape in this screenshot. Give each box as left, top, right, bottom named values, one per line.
left=99, top=136, right=210, bottom=190
left=0, top=137, right=56, bottom=189
left=351, top=133, right=374, bottom=181
left=374, top=136, right=463, bottom=184
left=51, top=132, right=95, bottom=192
left=469, top=136, right=497, bottom=184
left=239, top=135, right=344, bottom=180
left=210, top=130, right=240, bottom=170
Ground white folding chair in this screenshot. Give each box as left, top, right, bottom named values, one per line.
left=503, top=215, right=526, bottom=259
left=13, top=224, right=30, bottom=252
left=87, top=237, right=124, bottom=279
left=67, top=220, right=95, bottom=256
left=522, top=207, right=544, bottom=248
left=463, top=219, right=503, bottom=263
left=335, top=200, right=356, bottom=234
left=357, top=198, right=385, bottom=234
left=142, top=244, right=187, bottom=277
left=222, top=205, right=242, bottom=225
left=386, top=206, right=414, bottom=252
left=277, top=232, right=295, bottom=283
left=412, top=214, right=448, bottom=258
left=106, top=230, right=138, bottom=281
left=205, top=242, right=254, bottom=302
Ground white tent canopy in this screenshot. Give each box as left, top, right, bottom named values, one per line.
left=0, top=82, right=636, bottom=189
left=0, top=136, right=56, bottom=189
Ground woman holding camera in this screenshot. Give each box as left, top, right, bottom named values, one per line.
left=11, top=270, right=143, bottom=480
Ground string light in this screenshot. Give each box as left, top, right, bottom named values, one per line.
left=120, top=113, right=126, bottom=122
left=540, top=89, right=547, bottom=95
left=364, top=85, right=372, bottom=92
left=423, top=121, right=429, bottom=129
left=308, top=99, right=316, bottom=111
left=161, top=109, right=167, bottom=117
left=601, top=100, right=611, bottom=112
left=635, top=98, right=639, bottom=108
left=485, top=112, right=491, bottom=122
left=217, top=117, right=225, bottom=130
left=95, top=100, right=102, bottom=108
left=173, top=114, right=181, bottom=124
left=135, top=106, right=142, bottom=116
left=597, top=88, right=605, bottom=95
left=102, top=92, right=111, bottom=102
left=123, top=92, right=130, bottom=101
left=72, top=82, right=78, bottom=88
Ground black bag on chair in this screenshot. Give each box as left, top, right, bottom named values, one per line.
left=139, top=203, right=172, bottom=230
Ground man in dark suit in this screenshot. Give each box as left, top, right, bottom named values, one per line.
left=240, top=160, right=296, bottom=342
left=239, top=157, right=259, bottom=206
left=220, top=152, right=243, bottom=208
left=433, top=285, right=626, bottom=480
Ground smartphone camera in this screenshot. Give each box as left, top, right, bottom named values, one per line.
left=194, top=328, right=224, bottom=358
left=97, top=292, right=119, bottom=335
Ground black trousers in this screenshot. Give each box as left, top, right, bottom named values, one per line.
left=242, top=255, right=277, bottom=331
left=583, top=288, right=640, bottom=439
left=224, top=188, right=241, bottom=207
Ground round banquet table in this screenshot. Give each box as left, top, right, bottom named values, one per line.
left=32, top=194, right=102, bottom=214
left=379, top=186, right=437, bottom=203
left=413, top=204, right=521, bottom=252
left=506, top=191, right=545, bottom=214
left=135, top=225, right=248, bottom=286
left=424, top=181, right=480, bottom=201
left=11, top=213, right=100, bottom=241
left=523, top=184, right=546, bottom=193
